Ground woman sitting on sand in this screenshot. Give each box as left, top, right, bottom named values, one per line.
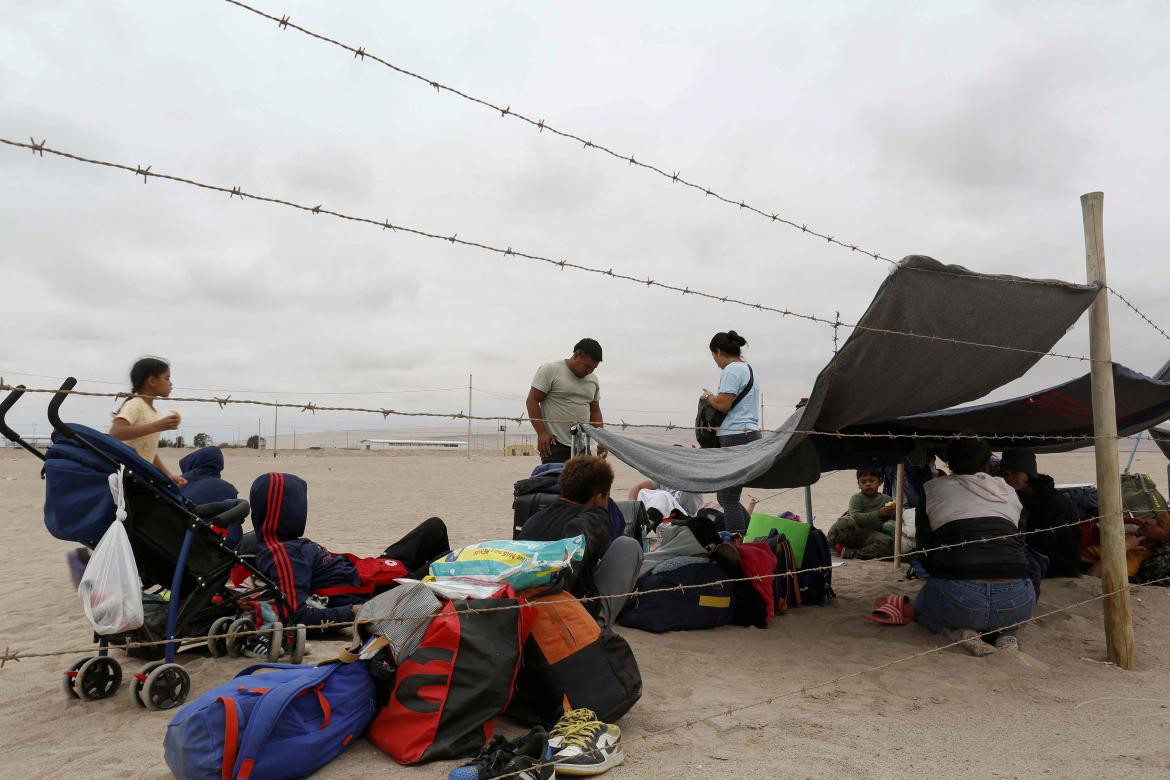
left=914, top=437, right=1035, bottom=656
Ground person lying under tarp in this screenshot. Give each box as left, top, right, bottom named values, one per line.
left=998, top=449, right=1083, bottom=578
left=179, top=446, right=244, bottom=549
left=516, top=456, right=643, bottom=630
left=913, top=438, right=1035, bottom=656
left=249, top=472, right=450, bottom=626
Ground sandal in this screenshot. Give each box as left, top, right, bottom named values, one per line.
left=868, top=595, right=915, bottom=625
left=994, top=635, right=1019, bottom=652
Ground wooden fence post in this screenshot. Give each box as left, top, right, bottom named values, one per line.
left=1082, top=191, right=1136, bottom=670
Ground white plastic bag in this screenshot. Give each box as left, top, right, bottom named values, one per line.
left=78, top=467, right=144, bottom=635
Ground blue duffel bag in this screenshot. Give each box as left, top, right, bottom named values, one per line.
left=617, top=558, right=737, bottom=633
left=164, top=657, right=377, bottom=780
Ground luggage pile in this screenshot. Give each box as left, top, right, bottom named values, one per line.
left=165, top=576, right=642, bottom=779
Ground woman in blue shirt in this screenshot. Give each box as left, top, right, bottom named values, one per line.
left=700, top=330, right=761, bottom=533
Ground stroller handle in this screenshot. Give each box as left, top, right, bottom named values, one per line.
left=194, top=498, right=250, bottom=528
left=47, top=377, right=79, bottom=439
left=0, top=384, right=47, bottom=460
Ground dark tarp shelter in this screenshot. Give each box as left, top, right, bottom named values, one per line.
left=588, top=255, right=1100, bottom=491
left=813, top=363, right=1170, bottom=469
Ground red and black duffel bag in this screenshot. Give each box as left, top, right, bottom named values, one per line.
left=367, top=597, right=534, bottom=765
left=509, top=594, right=642, bottom=727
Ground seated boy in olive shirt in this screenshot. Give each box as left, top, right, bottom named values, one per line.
left=827, top=469, right=896, bottom=559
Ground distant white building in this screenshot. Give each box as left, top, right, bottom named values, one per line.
left=4, top=435, right=53, bottom=448
left=359, top=439, right=467, bottom=451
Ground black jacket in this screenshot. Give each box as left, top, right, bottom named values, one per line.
left=925, top=516, right=1029, bottom=580
left=1019, top=474, right=1083, bottom=578
left=517, top=499, right=612, bottom=613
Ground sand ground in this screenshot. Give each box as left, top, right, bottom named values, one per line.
left=2, top=447, right=1169, bottom=779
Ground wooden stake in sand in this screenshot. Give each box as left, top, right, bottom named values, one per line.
left=893, top=462, right=905, bottom=567
left=1082, top=191, right=1136, bottom=670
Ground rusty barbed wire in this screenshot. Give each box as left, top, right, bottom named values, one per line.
left=220, top=0, right=1085, bottom=291
left=0, top=511, right=1118, bottom=666
left=0, top=382, right=1127, bottom=444
left=0, top=136, right=1098, bottom=364
left=1108, top=287, right=1170, bottom=345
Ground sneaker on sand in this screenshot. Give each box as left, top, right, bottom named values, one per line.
left=548, top=708, right=624, bottom=776
left=448, top=728, right=553, bottom=780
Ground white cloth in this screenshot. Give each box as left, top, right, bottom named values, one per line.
left=656, top=484, right=704, bottom=516
left=924, top=473, right=1022, bottom=531
left=637, top=488, right=686, bottom=518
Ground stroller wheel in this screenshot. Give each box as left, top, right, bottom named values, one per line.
left=63, top=657, right=90, bottom=699
left=288, top=625, right=307, bottom=665
left=130, top=661, right=166, bottom=707
left=207, top=616, right=234, bottom=657
left=266, top=622, right=284, bottom=663
left=76, top=656, right=122, bottom=701
left=142, top=663, right=191, bottom=711
left=225, top=617, right=255, bottom=658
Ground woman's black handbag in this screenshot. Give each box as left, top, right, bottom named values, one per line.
left=695, top=365, right=754, bottom=448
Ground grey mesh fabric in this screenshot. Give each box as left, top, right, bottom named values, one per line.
left=355, top=582, right=442, bottom=663
left=587, top=255, right=1099, bottom=491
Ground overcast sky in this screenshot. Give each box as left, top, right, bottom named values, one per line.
left=2, top=0, right=1168, bottom=445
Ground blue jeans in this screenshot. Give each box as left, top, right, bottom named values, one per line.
left=914, top=578, right=1035, bottom=638
left=716, top=430, right=763, bottom=533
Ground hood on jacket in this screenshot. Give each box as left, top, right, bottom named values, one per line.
left=180, top=447, right=225, bottom=480
left=250, top=472, right=308, bottom=540
left=951, top=473, right=1018, bottom=504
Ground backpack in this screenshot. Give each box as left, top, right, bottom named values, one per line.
left=618, top=559, right=737, bottom=633
left=164, top=659, right=376, bottom=780
left=367, top=597, right=534, bottom=765
left=741, top=533, right=801, bottom=616
left=797, top=526, right=835, bottom=605
left=1121, top=473, right=1168, bottom=523
left=694, top=366, right=754, bottom=448
left=511, top=594, right=642, bottom=727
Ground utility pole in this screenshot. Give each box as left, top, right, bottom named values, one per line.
left=467, top=373, right=473, bottom=461
left=1082, top=191, right=1135, bottom=670
left=293, top=427, right=297, bottom=452
left=273, top=398, right=278, bottom=459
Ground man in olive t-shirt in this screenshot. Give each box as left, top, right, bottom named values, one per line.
left=526, top=338, right=606, bottom=463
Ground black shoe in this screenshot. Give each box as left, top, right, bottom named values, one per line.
left=448, top=728, right=553, bottom=780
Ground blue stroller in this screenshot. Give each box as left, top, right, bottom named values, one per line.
left=0, top=378, right=304, bottom=710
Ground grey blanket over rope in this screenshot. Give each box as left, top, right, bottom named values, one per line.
left=587, top=255, right=1099, bottom=492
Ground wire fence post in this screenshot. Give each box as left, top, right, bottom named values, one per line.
left=1082, top=190, right=1136, bottom=670
left=273, top=396, right=278, bottom=459
left=893, top=462, right=905, bottom=567
left=467, top=373, right=473, bottom=461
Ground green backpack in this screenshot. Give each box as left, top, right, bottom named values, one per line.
left=1121, top=473, right=1168, bottom=522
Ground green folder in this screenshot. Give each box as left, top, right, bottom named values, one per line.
left=745, top=513, right=812, bottom=566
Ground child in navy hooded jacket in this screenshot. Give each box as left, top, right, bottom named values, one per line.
left=250, top=472, right=450, bottom=626
left=179, top=447, right=243, bottom=548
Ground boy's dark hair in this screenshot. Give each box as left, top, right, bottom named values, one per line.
left=709, top=330, right=747, bottom=357
left=130, top=357, right=170, bottom=393
left=559, top=455, right=615, bottom=503
left=856, top=468, right=883, bottom=482
left=573, top=338, right=603, bottom=362
left=945, top=437, right=993, bottom=475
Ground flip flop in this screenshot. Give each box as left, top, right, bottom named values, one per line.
left=868, top=594, right=915, bottom=625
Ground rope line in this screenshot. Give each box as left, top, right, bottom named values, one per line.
left=0, top=382, right=1124, bottom=443
left=1108, top=287, right=1170, bottom=344
left=0, top=136, right=1097, bottom=364
left=220, top=0, right=1084, bottom=290
left=0, top=512, right=1117, bottom=666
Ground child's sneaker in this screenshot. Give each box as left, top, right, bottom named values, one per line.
left=448, top=728, right=553, bottom=780
left=547, top=708, right=624, bottom=776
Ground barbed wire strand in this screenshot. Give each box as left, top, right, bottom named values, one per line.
left=0, top=136, right=1098, bottom=364
left=0, top=511, right=1120, bottom=666
left=0, top=382, right=1126, bottom=444
left=220, top=0, right=1089, bottom=291
left=484, top=573, right=1170, bottom=780
left=1108, top=287, right=1170, bottom=345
